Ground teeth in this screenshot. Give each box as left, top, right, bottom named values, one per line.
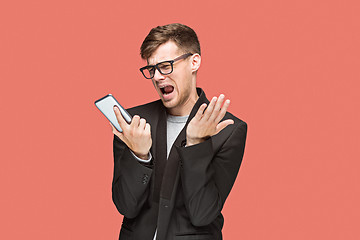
left=160, top=87, right=165, bottom=94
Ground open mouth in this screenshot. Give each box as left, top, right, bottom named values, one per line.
left=160, top=85, right=174, bottom=95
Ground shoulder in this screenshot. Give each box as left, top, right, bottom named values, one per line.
left=125, top=100, right=166, bottom=126
left=224, top=111, right=247, bottom=133
left=126, top=99, right=163, bottom=116
left=211, top=111, right=247, bottom=150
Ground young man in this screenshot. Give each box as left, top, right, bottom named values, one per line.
left=110, top=23, right=247, bottom=240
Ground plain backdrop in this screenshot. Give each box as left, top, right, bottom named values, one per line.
left=1, top=0, right=359, bottom=239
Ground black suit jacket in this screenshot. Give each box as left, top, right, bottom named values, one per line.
left=112, top=88, right=247, bottom=240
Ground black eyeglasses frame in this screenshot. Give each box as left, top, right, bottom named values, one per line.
left=139, top=53, right=193, bottom=79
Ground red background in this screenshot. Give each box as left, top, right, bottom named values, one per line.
left=1, top=0, right=359, bottom=239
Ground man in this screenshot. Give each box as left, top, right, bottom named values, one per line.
left=110, top=23, right=247, bottom=240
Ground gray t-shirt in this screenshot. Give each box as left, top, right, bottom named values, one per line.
left=166, top=114, right=188, bottom=158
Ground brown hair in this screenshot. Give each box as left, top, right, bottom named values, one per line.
left=140, top=23, right=201, bottom=60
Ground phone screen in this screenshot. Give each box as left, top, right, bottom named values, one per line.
left=94, top=94, right=132, bottom=132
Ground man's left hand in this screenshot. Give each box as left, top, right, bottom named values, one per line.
left=186, top=94, right=234, bottom=146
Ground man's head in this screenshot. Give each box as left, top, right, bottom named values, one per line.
left=140, top=23, right=202, bottom=116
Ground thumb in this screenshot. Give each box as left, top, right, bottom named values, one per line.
left=215, top=119, right=234, bottom=135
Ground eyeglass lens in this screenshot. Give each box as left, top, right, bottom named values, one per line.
left=143, top=61, right=173, bottom=79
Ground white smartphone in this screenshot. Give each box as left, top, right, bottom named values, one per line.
left=94, top=94, right=132, bottom=132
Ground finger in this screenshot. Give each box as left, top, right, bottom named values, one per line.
left=215, top=99, right=231, bottom=123
left=209, top=94, right=225, bottom=121
left=114, top=106, right=128, bottom=130
left=194, top=103, right=207, bottom=121
left=130, top=115, right=141, bottom=128
left=145, top=123, right=151, bottom=134
left=139, top=118, right=146, bottom=130
left=202, top=96, right=217, bottom=121
left=215, top=119, right=234, bottom=135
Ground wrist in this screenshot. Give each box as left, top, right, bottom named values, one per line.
left=186, top=137, right=205, bottom=147
left=134, top=152, right=149, bottom=160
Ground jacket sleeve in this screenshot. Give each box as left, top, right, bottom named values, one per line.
left=112, top=135, right=153, bottom=219
left=176, top=121, right=247, bottom=226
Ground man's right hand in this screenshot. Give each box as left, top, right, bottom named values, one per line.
left=110, top=106, right=152, bottom=160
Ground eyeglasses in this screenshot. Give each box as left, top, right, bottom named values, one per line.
left=139, top=53, right=193, bottom=79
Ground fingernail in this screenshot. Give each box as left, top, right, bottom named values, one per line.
left=220, top=94, right=224, bottom=99
left=213, top=97, right=217, bottom=101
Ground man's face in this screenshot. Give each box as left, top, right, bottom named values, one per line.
left=148, top=41, right=198, bottom=116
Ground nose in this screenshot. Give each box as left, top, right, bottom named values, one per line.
left=152, top=68, right=165, bottom=82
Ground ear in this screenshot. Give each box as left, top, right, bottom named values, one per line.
left=190, top=54, right=201, bottom=73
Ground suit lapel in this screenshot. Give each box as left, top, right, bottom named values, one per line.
left=160, top=126, right=185, bottom=200
left=153, top=107, right=167, bottom=203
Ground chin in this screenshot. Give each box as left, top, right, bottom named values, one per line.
left=162, top=99, right=177, bottom=109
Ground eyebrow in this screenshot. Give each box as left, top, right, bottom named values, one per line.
left=147, top=59, right=171, bottom=66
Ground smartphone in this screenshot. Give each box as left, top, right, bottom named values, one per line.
left=94, top=94, right=132, bottom=132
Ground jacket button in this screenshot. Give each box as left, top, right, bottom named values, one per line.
left=142, top=174, right=149, bottom=184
